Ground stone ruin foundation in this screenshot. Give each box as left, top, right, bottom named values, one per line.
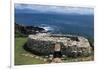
left=26, top=33, right=92, bottom=58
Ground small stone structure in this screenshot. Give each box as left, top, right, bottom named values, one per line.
left=53, top=43, right=62, bottom=58
left=27, top=33, right=92, bottom=57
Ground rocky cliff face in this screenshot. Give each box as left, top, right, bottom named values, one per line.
left=26, top=33, right=92, bottom=57
left=15, top=23, right=46, bottom=37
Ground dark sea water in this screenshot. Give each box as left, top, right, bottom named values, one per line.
left=15, top=13, right=94, bottom=37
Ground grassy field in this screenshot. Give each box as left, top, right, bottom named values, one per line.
left=15, top=37, right=45, bottom=65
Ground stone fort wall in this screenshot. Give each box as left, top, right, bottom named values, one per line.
left=26, top=33, right=92, bottom=57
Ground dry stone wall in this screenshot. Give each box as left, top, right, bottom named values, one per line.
left=27, top=33, right=92, bottom=57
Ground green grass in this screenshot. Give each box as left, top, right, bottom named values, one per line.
left=15, top=37, right=45, bottom=65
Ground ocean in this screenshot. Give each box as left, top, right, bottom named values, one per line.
left=15, top=13, right=94, bottom=37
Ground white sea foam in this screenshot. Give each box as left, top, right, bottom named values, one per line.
left=42, top=26, right=53, bottom=31
left=37, top=24, right=52, bottom=31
